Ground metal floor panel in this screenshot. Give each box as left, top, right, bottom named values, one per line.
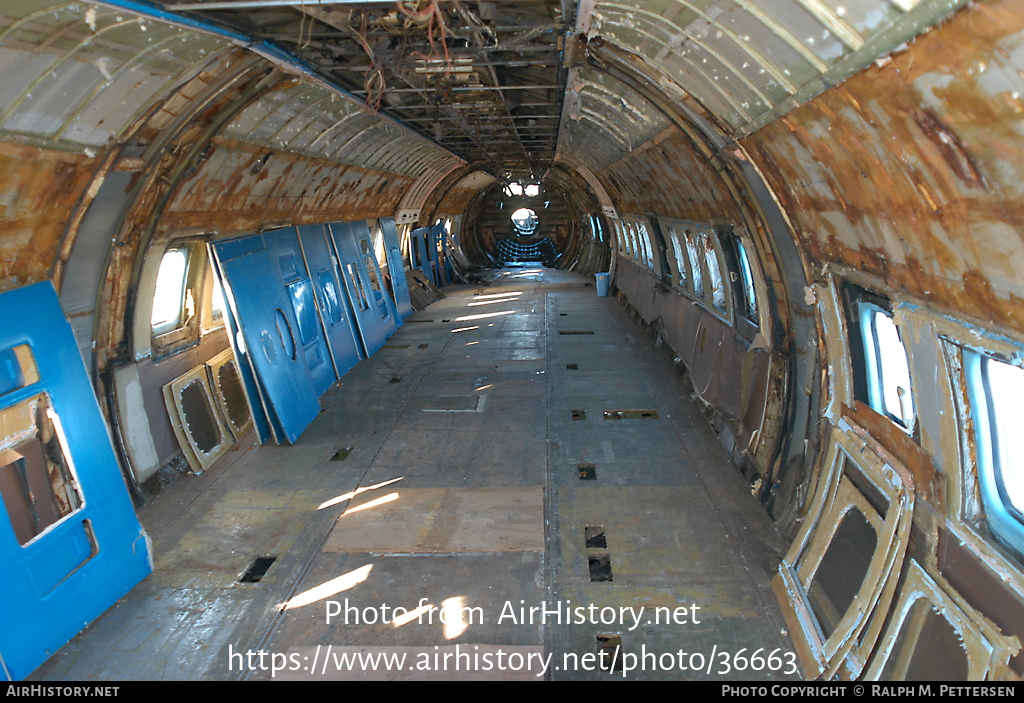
left=27, top=269, right=800, bottom=682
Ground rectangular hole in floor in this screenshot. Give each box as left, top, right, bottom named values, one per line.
left=419, top=344, right=429, bottom=349
left=596, top=634, right=622, bottom=671
left=332, top=447, right=353, bottom=461
left=578, top=463, right=596, bottom=480
left=585, top=525, right=607, bottom=549
left=442, top=319, right=450, bottom=323
left=559, top=331, right=594, bottom=335
left=572, top=410, right=586, bottom=421
left=384, top=344, right=409, bottom=349
left=559, top=313, right=567, bottom=316
left=603, top=409, right=660, bottom=420
left=566, top=363, right=578, bottom=370
left=239, top=556, right=277, bottom=583
left=589, top=555, right=612, bottom=582
left=390, top=376, right=403, bottom=384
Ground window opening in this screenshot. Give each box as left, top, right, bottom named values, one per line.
left=966, top=351, right=1024, bottom=558
left=152, top=247, right=189, bottom=331
left=211, top=272, right=226, bottom=319
left=684, top=230, right=703, bottom=298
left=860, top=306, right=915, bottom=430
left=666, top=226, right=688, bottom=289
left=736, top=239, right=758, bottom=322
left=636, top=221, right=653, bottom=269
left=0, top=394, right=82, bottom=546
left=703, top=232, right=726, bottom=312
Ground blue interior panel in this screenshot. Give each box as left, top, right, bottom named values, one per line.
left=353, top=223, right=399, bottom=341
left=219, top=248, right=320, bottom=444
left=263, top=228, right=337, bottom=397
left=377, top=218, right=413, bottom=321
left=209, top=241, right=274, bottom=444
left=297, top=223, right=365, bottom=374
left=328, top=221, right=391, bottom=357
left=0, top=282, right=152, bottom=681
left=411, top=226, right=435, bottom=285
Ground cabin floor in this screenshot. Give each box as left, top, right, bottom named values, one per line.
left=30, top=268, right=800, bottom=681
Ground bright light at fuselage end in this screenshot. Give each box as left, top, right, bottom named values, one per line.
left=474, top=291, right=522, bottom=300
left=318, top=477, right=403, bottom=510
left=281, top=564, right=372, bottom=610
left=455, top=310, right=515, bottom=322
left=342, top=492, right=399, bottom=515
left=443, top=596, right=468, bottom=639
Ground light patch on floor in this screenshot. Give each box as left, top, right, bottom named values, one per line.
left=323, top=487, right=544, bottom=553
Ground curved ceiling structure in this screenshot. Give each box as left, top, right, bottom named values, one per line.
left=6, top=0, right=1024, bottom=683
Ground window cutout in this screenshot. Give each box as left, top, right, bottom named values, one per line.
left=0, top=395, right=82, bottom=546
left=211, top=272, right=226, bottom=319
left=347, top=264, right=369, bottom=311
left=736, top=240, right=758, bottom=323
left=804, top=507, right=877, bottom=639
left=152, top=247, right=189, bottom=331
left=703, top=232, right=726, bottom=313
left=667, top=227, right=688, bottom=290
left=844, top=287, right=916, bottom=433
left=861, top=307, right=915, bottom=430
left=684, top=230, right=704, bottom=298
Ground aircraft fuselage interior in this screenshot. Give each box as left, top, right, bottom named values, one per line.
left=2, top=0, right=1024, bottom=684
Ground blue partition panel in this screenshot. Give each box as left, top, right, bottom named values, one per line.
left=353, top=222, right=399, bottom=341
left=219, top=247, right=320, bottom=444
left=411, top=226, right=435, bottom=285
left=208, top=242, right=273, bottom=444
left=296, top=223, right=364, bottom=374
left=0, top=282, right=152, bottom=680
left=377, top=218, right=413, bottom=320
left=328, top=221, right=391, bottom=357
left=263, top=228, right=337, bottom=397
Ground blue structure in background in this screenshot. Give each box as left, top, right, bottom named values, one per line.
left=0, top=282, right=152, bottom=680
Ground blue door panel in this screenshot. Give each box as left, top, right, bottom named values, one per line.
left=0, top=282, right=151, bottom=680
left=219, top=249, right=320, bottom=444
left=263, top=228, right=336, bottom=397
left=328, top=221, right=391, bottom=357
left=296, top=223, right=365, bottom=374
left=208, top=241, right=273, bottom=444
left=411, top=226, right=434, bottom=284
left=378, top=218, right=413, bottom=320
left=354, top=224, right=399, bottom=340
left=211, top=234, right=265, bottom=263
